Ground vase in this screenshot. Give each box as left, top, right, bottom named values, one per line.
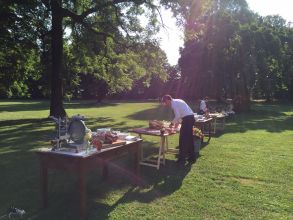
left=85, top=141, right=91, bottom=154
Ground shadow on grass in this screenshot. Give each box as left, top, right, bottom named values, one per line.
left=0, top=101, right=50, bottom=112
left=23, top=141, right=191, bottom=220
left=126, top=105, right=174, bottom=121
left=225, top=108, right=293, bottom=133
left=0, top=100, right=119, bottom=113
left=88, top=149, right=192, bottom=219
left=90, top=164, right=192, bottom=219
left=0, top=118, right=55, bottom=152
left=64, top=101, right=118, bottom=110
left=200, top=141, right=210, bottom=150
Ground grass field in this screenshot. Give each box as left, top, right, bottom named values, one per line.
left=0, top=100, right=292, bottom=220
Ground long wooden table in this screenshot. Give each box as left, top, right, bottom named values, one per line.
left=131, top=118, right=213, bottom=169
left=209, top=113, right=226, bottom=134
left=35, top=140, right=142, bottom=220
left=131, top=128, right=177, bottom=170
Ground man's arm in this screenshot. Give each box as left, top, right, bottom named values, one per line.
left=172, top=107, right=181, bottom=124
left=169, top=121, right=180, bottom=129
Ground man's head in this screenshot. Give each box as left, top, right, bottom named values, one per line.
left=161, top=94, right=172, bottom=107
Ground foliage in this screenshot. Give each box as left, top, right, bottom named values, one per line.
left=79, top=74, right=109, bottom=101
left=177, top=0, right=293, bottom=107
left=1, top=0, right=293, bottom=113
left=0, top=0, right=180, bottom=116
left=0, top=0, right=51, bottom=98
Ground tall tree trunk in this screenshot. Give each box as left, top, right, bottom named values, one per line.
left=290, top=77, right=293, bottom=101
left=49, top=0, right=66, bottom=117
left=233, top=52, right=251, bottom=112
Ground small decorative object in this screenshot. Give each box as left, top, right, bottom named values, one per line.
left=84, top=128, right=92, bottom=153
left=193, top=127, right=203, bottom=153
left=103, top=131, right=118, bottom=144
left=92, top=135, right=103, bottom=151
left=193, top=127, right=204, bottom=139
left=92, top=129, right=120, bottom=150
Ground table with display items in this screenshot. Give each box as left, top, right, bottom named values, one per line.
left=131, top=128, right=178, bottom=170
left=194, top=117, right=213, bottom=143
left=35, top=139, right=142, bottom=220
left=209, top=113, right=227, bottom=134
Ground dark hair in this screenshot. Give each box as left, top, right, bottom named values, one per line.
left=161, top=94, right=172, bottom=103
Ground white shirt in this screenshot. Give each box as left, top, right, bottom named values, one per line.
left=171, top=99, right=194, bottom=123
left=199, top=100, right=207, bottom=111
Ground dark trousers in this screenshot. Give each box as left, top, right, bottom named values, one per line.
left=178, top=115, right=195, bottom=159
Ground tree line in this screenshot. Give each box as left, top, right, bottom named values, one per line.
left=0, top=0, right=292, bottom=116
left=177, top=0, right=293, bottom=111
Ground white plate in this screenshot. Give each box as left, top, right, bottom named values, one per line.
left=125, top=135, right=138, bottom=141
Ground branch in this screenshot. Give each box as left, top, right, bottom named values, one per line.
left=80, top=20, right=133, bottom=49
left=61, top=0, right=136, bottom=21
left=113, top=5, right=136, bottom=42
left=79, top=20, right=114, bottom=39
left=40, top=0, right=50, bottom=10
left=59, top=0, right=153, bottom=49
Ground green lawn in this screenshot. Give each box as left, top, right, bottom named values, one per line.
left=0, top=100, right=292, bottom=220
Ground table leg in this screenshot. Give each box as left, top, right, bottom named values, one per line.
left=207, top=121, right=212, bottom=143
left=78, top=166, right=86, bottom=220
left=139, top=134, right=144, bottom=161
left=156, top=137, right=164, bottom=169
left=213, top=118, right=217, bottom=134
left=165, top=136, right=169, bottom=152
left=40, top=164, right=48, bottom=209
left=134, top=142, right=141, bottom=175
left=162, top=137, right=166, bottom=165
left=102, top=160, right=108, bottom=179
left=133, top=143, right=141, bottom=185
left=223, top=117, right=226, bottom=129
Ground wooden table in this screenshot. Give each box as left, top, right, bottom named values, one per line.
left=194, top=118, right=213, bottom=143
left=35, top=140, right=142, bottom=220
left=131, top=128, right=177, bottom=170
left=209, top=113, right=226, bottom=134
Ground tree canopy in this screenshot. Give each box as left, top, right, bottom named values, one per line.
left=0, top=0, right=292, bottom=115
left=177, top=0, right=293, bottom=111
left=1, top=0, right=179, bottom=116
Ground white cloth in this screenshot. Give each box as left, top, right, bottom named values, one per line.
left=199, top=100, right=207, bottom=111
left=171, top=99, right=194, bottom=124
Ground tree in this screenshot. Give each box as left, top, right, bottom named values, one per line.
left=34, top=0, right=180, bottom=117
left=0, top=0, right=42, bottom=98
left=114, top=42, right=170, bottom=99
left=177, top=0, right=293, bottom=110
left=178, top=0, right=252, bottom=102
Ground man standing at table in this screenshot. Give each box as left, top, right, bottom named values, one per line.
left=198, top=96, right=209, bottom=115
left=161, top=95, right=196, bottom=163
